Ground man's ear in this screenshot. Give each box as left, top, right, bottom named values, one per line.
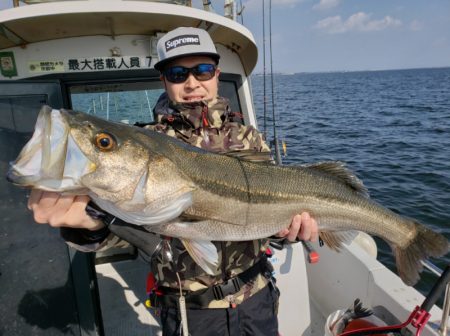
left=161, top=76, right=167, bottom=90
left=216, top=67, right=221, bottom=83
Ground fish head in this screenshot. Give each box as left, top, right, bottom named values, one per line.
left=7, top=106, right=151, bottom=203
left=63, top=108, right=153, bottom=202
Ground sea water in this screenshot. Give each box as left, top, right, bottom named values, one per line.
left=251, top=67, right=450, bottom=295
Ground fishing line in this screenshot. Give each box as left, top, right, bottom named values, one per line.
left=262, top=0, right=267, bottom=138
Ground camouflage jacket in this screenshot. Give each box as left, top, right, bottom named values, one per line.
left=146, top=94, right=273, bottom=307
left=145, top=93, right=271, bottom=155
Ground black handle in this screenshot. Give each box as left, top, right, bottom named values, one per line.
left=421, top=265, right=450, bottom=312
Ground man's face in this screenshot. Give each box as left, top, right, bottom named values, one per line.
left=161, top=56, right=220, bottom=103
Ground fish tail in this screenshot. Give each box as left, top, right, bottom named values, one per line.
left=394, top=221, right=449, bottom=286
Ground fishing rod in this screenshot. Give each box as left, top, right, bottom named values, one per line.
left=264, top=0, right=318, bottom=260
left=268, top=0, right=282, bottom=165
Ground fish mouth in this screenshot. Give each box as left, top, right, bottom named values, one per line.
left=7, top=106, right=94, bottom=192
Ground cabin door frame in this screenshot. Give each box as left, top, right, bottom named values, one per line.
left=0, top=80, right=103, bottom=336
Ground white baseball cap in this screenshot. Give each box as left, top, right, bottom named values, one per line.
left=154, top=27, right=220, bottom=71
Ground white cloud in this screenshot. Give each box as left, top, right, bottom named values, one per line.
left=314, top=12, right=402, bottom=34
left=243, top=0, right=303, bottom=11
left=313, top=0, right=340, bottom=11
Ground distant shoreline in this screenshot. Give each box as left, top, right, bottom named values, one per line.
left=252, top=66, right=450, bottom=76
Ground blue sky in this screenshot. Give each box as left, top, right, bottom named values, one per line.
left=1, top=1, right=449, bottom=73
left=214, top=0, right=450, bottom=73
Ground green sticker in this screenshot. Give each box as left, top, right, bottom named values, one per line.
left=0, top=51, right=18, bottom=78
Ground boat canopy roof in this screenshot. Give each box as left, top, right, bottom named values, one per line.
left=0, top=0, right=257, bottom=74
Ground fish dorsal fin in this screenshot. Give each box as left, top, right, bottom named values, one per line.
left=306, top=161, right=369, bottom=197
left=224, top=149, right=274, bottom=163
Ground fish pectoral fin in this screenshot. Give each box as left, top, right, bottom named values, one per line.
left=90, top=189, right=193, bottom=226
left=319, top=230, right=358, bottom=251
left=178, top=213, right=205, bottom=221
left=179, top=213, right=246, bottom=227
left=181, top=239, right=219, bottom=275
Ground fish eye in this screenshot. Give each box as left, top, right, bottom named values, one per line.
left=94, top=132, right=116, bottom=151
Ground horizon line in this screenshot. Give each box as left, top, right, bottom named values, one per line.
left=251, top=65, right=450, bottom=76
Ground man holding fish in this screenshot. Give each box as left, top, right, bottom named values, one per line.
left=26, top=27, right=319, bottom=335
left=8, top=26, right=448, bottom=335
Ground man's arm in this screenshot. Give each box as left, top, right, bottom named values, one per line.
left=28, top=190, right=113, bottom=252
left=28, top=190, right=104, bottom=230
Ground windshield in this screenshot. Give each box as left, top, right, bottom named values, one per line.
left=69, top=78, right=242, bottom=125
left=70, top=81, right=164, bottom=125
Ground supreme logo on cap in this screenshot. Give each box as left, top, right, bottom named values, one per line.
left=165, top=34, right=200, bottom=52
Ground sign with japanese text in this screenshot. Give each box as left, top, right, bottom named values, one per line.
left=28, top=56, right=153, bottom=74
left=29, top=61, right=65, bottom=73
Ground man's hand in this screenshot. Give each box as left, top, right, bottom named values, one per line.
left=28, top=189, right=104, bottom=231
left=276, top=212, right=318, bottom=242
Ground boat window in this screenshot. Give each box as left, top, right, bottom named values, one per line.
left=0, top=95, right=46, bottom=133
left=70, top=81, right=165, bottom=125
left=220, top=80, right=241, bottom=113
left=68, top=78, right=242, bottom=126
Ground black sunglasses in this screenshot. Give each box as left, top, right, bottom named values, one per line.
left=163, top=63, right=217, bottom=83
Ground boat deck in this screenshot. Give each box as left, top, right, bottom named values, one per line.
left=96, top=259, right=162, bottom=335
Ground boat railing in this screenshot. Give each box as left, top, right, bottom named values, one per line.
left=422, top=260, right=450, bottom=335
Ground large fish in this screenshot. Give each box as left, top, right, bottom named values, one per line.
left=7, top=106, right=449, bottom=285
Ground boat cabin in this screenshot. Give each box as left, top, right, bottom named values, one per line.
left=0, top=1, right=267, bottom=334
